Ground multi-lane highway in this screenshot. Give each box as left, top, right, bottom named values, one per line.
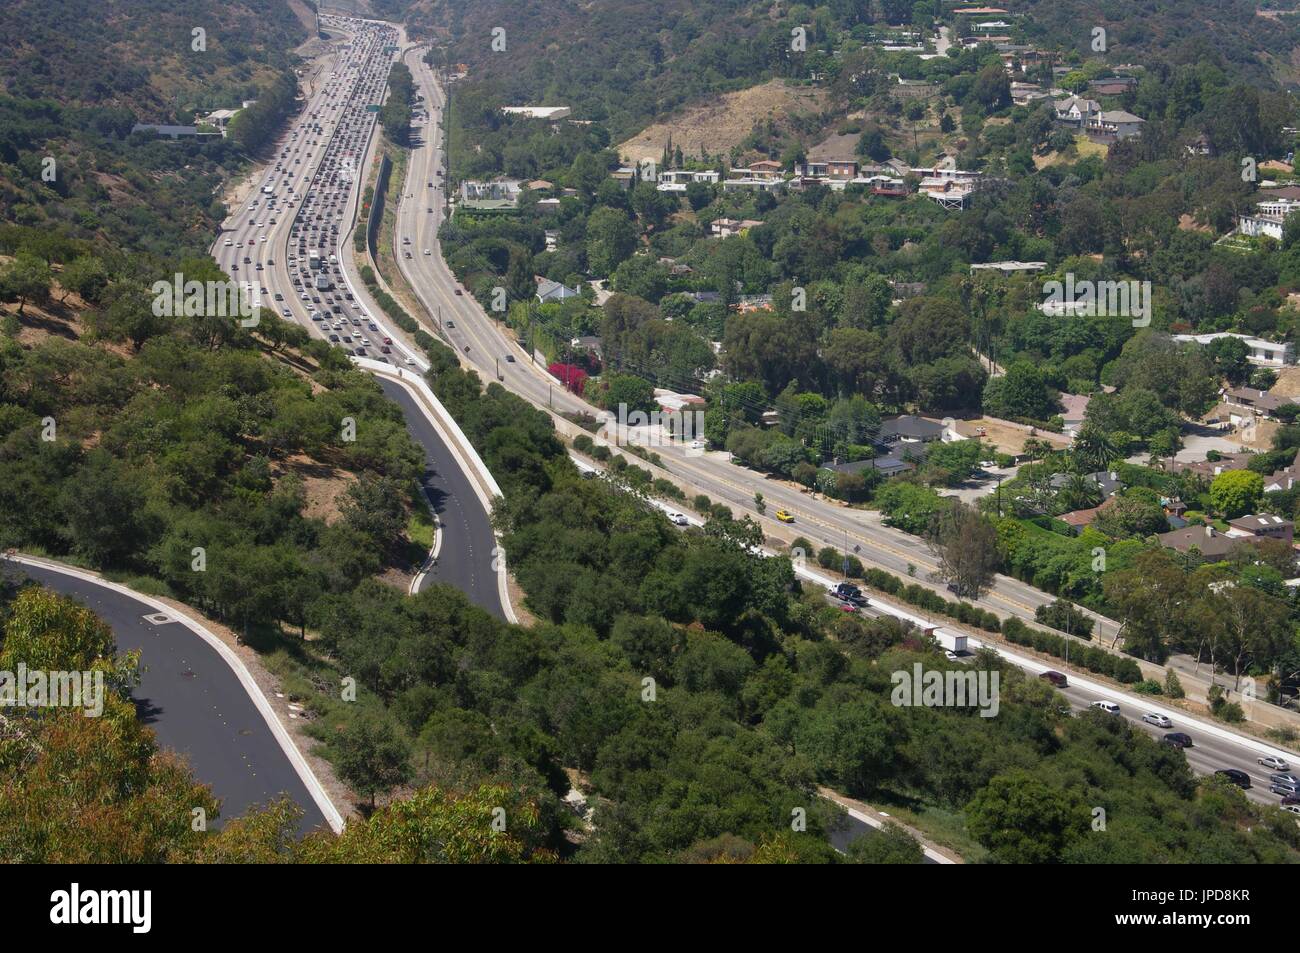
left=11, top=558, right=333, bottom=834
left=208, top=16, right=503, bottom=622
left=386, top=45, right=1134, bottom=649
left=197, top=14, right=1300, bottom=817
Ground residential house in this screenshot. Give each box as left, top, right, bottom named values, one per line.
left=1172, top=332, right=1295, bottom=367
left=1049, top=470, right=1122, bottom=500
left=1237, top=196, right=1300, bottom=241
left=1088, top=76, right=1138, bottom=97
left=1223, top=386, right=1288, bottom=422
left=1163, top=452, right=1255, bottom=480
left=969, top=260, right=1047, bottom=275
left=501, top=106, right=572, bottom=120
left=460, top=179, right=522, bottom=205
left=1060, top=505, right=1104, bottom=535
left=1086, top=110, right=1146, bottom=141
left=880, top=415, right=949, bottom=444
left=1157, top=524, right=1248, bottom=559
left=1053, top=96, right=1100, bottom=127
left=131, top=123, right=215, bottom=140
left=711, top=218, right=763, bottom=238
left=1226, top=514, right=1295, bottom=545
left=536, top=277, right=581, bottom=304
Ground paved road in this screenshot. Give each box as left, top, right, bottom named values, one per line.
left=385, top=48, right=1137, bottom=648
left=14, top=562, right=328, bottom=835
left=208, top=16, right=503, bottom=618
left=378, top=378, right=503, bottom=616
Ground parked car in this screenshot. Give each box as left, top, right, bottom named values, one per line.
left=666, top=512, right=688, bottom=527
left=1141, top=712, right=1173, bottom=729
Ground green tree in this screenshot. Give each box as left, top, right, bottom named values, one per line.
left=1209, top=469, right=1264, bottom=518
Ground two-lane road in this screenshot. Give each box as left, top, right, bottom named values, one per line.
left=12, top=560, right=332, bottom=834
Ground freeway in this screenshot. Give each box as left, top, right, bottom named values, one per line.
left=575, top=447, right=1300, bottom=809
left=386, top=46, right=1132, bottom=653
left=208, top=15, right=503, bottom=622
left=10, top=558, right=333, bottom=834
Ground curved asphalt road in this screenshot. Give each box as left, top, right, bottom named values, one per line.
left=15, top=564, right=328, bottom=836
left=379, top=379, right=503, bottom=617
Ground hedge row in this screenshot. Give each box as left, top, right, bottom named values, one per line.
left=358, top=264, right=419, bottom=336
left=1002, top=618, right=1143, bottom=683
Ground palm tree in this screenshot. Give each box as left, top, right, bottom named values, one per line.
left=1072, top=425, right=1121, bottom=473
left=1057, top=471, right=1103, bottom=512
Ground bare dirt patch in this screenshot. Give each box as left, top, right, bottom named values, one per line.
left=955, top=417, right=1071, bottom=456
left=1271, top=366, right=1300, bottom=399
left=617, top=80, right=830, bottom=164
left=273, top=453, right=355, bottom=524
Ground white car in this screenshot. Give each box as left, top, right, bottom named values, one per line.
left=224, top=239, right=233, bottom=246
left=424, top=248, right=431, bottom=255
left=667, top=512, right=688, bottom=527
left=1090, top=701, right=1121, bottom=716
left=1141, top=712, right=1172, bottom=729
left=1259, top=756, right=1291, bottom=772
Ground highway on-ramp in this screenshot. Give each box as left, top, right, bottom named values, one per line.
left=11, top=559, right=332, bottom=835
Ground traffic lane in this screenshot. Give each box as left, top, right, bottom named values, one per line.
left=16, top=564, right=328, bottom=836
left=1054, top=679, right=1280, bottom=805
left=377, top=378, right=504, bottom=619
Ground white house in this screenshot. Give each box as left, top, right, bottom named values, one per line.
left=1053, top=95, right=1100, bottom=126
left=1171, top=332, right=1295, bottom=367
left=501, top=106, right=572, bottom=120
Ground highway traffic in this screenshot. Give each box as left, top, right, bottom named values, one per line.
left=208, top=16, right=503, bottom=621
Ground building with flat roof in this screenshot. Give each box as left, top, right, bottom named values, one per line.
left=501, top=106, right=572, bottom=120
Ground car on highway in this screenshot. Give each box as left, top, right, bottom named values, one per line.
left=1271, top=781, right=1299, bottom=797
left=666, top=512, right=689, bottom=527
left=505, top=354, right=515, bottom=363
left=774, top=510, right=794, bottom=523
left=454, top=289, right=463, bottom=295
left=1269, top=772, right=1300, bottom=786
left=1260, top=756, right=1291, bottom=772
left=1039, top=670, right=1068, bottom=688
left=1215, top=769, right=1252, bottom=789
left=446, top=320, right=455, bottom=328
left=1162, top=732, right=1193, bottom=749
left=1141, top=712, right=1173, bottom=729
left=1090, top=700, right=1120, bottom=715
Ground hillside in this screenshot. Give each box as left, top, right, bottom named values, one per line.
left=0, top=0, right=311, bottom=263
left=617, top=80, right=831, bottom=165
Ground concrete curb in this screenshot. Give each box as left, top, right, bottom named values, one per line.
left=7, top=554, right=346, bottom=834
left=360, top=362, right=518, bottom=624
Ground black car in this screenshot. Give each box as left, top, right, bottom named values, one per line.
left=1214, top=768, right=1251, bottom=789
left=1162, top=732, right=1193, bottom=749
left=1039, top=671, right=1068, bottom=688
